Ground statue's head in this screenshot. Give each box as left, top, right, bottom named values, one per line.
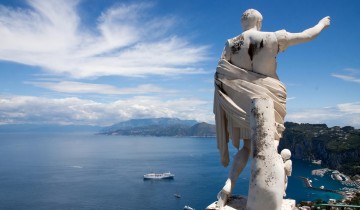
left=281, top=149, right=291, bottom=161
left=241, top=9, right=263, bottom=31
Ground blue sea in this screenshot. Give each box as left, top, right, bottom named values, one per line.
left=0, top=132, right=345, bottom=210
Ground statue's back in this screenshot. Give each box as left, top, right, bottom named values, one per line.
left=226, top=31, right=280, bottom=79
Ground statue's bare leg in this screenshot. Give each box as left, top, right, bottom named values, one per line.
left=217, top=139, right=251, bottom=208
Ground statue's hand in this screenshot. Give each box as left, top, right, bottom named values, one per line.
left=319, top=16, right=330, bottom=29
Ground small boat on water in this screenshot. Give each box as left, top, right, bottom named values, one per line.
left=143, top=172, right=174, bottom=180
left=174, top=193, right=181, bottom=198
left=184, top=205, right=195, bottom=210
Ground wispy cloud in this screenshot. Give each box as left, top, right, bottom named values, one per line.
left=0, top=95, right=213, bottom=126
left=286, top=102, right=360, bottom=128
left=26, top=81, right=176, bottom=95
left=287, top=97, right=296, bottom=101
left=337, top=102, right=360, bottom=114
left=331, top=68, right=360, bottom=84
left=331, top=74, right=360, bottom=83
left=0, top=0, right=209, bottom=78
left=344, top=68, right=360, bottom=74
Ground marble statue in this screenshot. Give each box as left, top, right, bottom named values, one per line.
left=212, top=9, right=330, bottom=210
left=281, top=149, right=292, bottom=197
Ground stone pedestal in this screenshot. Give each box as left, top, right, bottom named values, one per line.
left=247, top=98, right=285, bottom=210
left=206, top=196, right=297, bottom=210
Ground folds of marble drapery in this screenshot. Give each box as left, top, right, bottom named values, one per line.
left=213, top=59, right=287, bottom=167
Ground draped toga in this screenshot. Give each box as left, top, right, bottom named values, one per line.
left=213, top=59, right=287, bottom=167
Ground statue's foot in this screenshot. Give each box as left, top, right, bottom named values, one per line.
left=216, top=180, right=231, bottom=208
left=216, top=189, right=230, bottom=208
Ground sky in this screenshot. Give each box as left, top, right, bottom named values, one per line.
left=0, top=0, right=359, bottom=128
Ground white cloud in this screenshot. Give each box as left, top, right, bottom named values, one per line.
left=0, top=0, right=209, bottom=78
left=331, top=74, right=360, bottom=84
left=286, top=102, right=360, bottom=128
left=2, top=95, right=359, bottom=128
left=287, top=97, right=296, bottom=101
left=337, top=102, right=360, bottom=114
left=0, top=95, right=214, bottom=126
left=26, top=81, right=177, bottom=95
left=344, top=68, right=360, bottom=74
left=331, top=68, right=360, bottom=84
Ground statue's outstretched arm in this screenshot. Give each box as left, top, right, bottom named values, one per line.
left=286, top=16, right=330, bottom=46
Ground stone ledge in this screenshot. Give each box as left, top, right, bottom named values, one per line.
left=206, top=196, right=297, bottom=210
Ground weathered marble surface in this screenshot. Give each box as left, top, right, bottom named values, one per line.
left=212, top=8, right=330, bottom=210
left=246, top=98, right=285, bottom=210
left=281, top=149, right=292, bottom=197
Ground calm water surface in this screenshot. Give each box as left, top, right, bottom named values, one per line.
left=0, top=132, right=344, bottom=210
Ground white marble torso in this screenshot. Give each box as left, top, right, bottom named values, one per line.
left=222, top=30, right=288, bottom=79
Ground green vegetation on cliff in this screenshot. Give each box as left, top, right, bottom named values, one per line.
left=279, top=122, right=360, bottom=176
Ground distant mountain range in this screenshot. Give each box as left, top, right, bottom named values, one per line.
left=99, top=117, right=216, bottom=137
left=0, top=118, right=215, bottom=136
left=0, top=124, right=101, bottom=132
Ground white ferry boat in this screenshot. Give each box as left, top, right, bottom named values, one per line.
left=184, top=205, right=195, bottom=210
left=143, top=172, right=174, bottom=180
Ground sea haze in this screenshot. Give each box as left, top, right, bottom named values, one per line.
left=0, top=132, right=343, bottom=210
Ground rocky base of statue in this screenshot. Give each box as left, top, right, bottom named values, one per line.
left=206, top=196, right=297, bottom=210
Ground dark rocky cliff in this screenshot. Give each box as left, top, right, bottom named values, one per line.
left=279, top=122, right=360, bottom=176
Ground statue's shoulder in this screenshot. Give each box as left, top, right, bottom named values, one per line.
left=229, top=31, right=278, bottom=42
left=274, top=29, right=289, bottom=52
left=227, top=35, right=244, bottom=46
left=274, top=30, right=288, bottom=40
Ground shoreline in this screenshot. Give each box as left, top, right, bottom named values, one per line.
left=298, top=176, right=344, bottom=195
left=311, top=168, right=360, bottom=187
left=311, top=167, right=360, bottom=202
